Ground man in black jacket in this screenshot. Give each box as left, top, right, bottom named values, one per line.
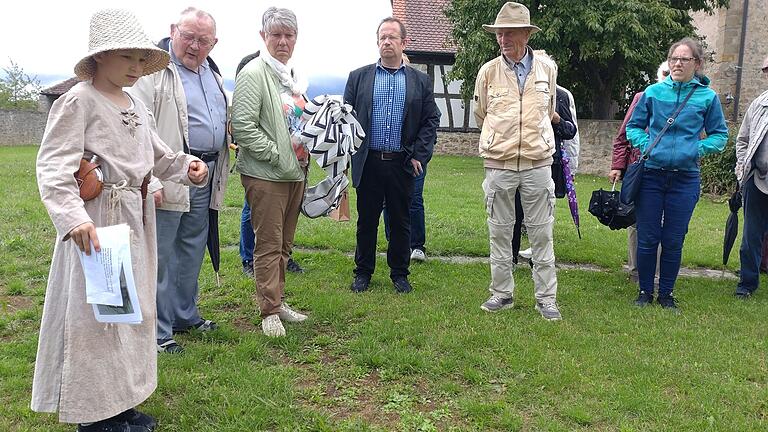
left=344, top=17, right=440, bottom=294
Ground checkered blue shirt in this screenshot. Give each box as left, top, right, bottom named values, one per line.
left=369, top=62, right=406, bottom=152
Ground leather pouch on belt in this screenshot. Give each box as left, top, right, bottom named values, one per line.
left=74, top=156, right=104, bottom=201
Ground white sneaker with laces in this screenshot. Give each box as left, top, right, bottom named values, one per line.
left=261, top=314, right=286, bottom=337
left=518, top=248, right=532, bottom=260
left=279, top=303, right=308, bottom=323
left=410, top=249, right=427, bottom=262
left=535, top=300, right=562, bottom=321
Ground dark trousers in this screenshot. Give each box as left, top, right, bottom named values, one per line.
left=355, top=153, right=414, bottom=280
left=737, top=176, right=768, bottom=295
left=383, top=163, right=427, bottom=252
left=635, top=169, right=700, bottom=297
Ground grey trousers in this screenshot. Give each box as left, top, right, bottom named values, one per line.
left=155, top=162, right=213, bottom=341
left=483, top=167, right=558, bottom=302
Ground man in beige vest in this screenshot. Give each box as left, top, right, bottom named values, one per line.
left=130, top=7, right=229, bottom=353
left=473, top=2, right=561, bottom=320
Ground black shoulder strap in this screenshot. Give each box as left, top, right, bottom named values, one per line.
left=642, top=86, right=697, bottom=160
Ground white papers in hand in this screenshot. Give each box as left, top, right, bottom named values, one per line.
left=77, top=224, right=143, bottom=324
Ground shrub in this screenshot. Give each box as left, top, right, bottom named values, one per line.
left=700, top=124, right=738, bottom=196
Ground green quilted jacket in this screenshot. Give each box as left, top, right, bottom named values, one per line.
left=231, top=57, right=303, bottom=182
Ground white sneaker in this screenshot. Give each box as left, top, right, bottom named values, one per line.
left=261, top=314, right=285, bottom=337
left=410, top=249, right=427, bottom=262
left=518, top=248, right=532, bottom=260
left=279, top=303, right=308, bottom=323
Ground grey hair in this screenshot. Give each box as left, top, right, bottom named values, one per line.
left=178, top=7, right=217, bottom=33
left=262, top=7, right=298, bottom=34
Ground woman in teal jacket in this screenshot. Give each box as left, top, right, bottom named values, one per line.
left=626, top=37, right=728, bottom=310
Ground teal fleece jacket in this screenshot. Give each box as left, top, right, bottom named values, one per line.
left=626, top=75, right=728, bottom=172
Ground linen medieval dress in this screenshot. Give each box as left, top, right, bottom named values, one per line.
left=32, top=81, right=204, bottom=423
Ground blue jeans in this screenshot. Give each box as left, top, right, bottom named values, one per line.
left=240, top=198, right=255, bottom=263
left=635, top=169, right=700, bottom=297
left=737, top=176, right=768, bottom=295
left=384, top=164, right=427, bottom=252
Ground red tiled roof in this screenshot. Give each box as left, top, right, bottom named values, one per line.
left=40, top=77, right=79, bottom=96
left=393, top=0, right=456, bottom=54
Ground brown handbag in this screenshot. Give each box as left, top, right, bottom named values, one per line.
left=74, top=156, right=104, bottom=201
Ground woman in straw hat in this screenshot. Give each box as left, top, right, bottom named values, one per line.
left=32, top=9, right=208, bottom=431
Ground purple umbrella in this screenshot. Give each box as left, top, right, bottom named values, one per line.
left=561, top=149, right=581, bottom=239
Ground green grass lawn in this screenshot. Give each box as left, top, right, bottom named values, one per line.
left=1, top=146, right=766, bottom=431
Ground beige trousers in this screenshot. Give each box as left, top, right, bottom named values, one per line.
left=483, top=167, right=558, bottom=302
left=242, top=175, right=304, bottom=317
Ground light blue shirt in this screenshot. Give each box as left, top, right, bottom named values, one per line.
left=370, top=61, right=406, bottom=152
left=503, top=47, right=533, bottom=93
left=170, top=43, right=227, bottom=153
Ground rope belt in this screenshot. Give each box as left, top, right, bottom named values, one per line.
left=103, top=175, right=150, bottom=225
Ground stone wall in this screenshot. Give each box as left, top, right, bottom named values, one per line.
left=0, top=109, right=46, bottom=146
left=435, top=119, right=621, bottom=177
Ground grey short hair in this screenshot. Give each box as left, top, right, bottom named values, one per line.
left=178, top=7, right=217, bottom=33
left=262, top=7, right=298, bottom=34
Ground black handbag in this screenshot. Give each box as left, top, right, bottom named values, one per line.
left=589, top=181, right=636, bottom=230
left=619, top=87, right=697, bottom=206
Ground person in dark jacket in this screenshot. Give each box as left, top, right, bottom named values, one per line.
left=344, top=17, right=440, bottom=294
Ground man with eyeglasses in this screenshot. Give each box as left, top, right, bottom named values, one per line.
left=344, top=17, right=440, bottom=294
left=129, top=7, right=229, bottom=354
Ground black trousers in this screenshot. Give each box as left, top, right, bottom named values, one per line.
left=354, top=153, right=414, bottom=280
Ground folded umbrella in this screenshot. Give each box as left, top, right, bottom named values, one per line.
left=723, top=185, right=742, bottom=267
left=206, top=208, right=220, bottom=287
left=561, top=149, right=581, bottom=239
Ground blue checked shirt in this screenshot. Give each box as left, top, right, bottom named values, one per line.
left=369, top=62, right=406, bottom=152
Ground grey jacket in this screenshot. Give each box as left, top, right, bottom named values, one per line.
left=735, top=89, right=768, bottom=185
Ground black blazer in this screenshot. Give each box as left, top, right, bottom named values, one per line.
left=344, top=64, right=440, bottom=188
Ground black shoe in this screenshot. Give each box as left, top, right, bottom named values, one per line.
left=633, top=290, right=653, bottom=307
left=287, top=258, right=304, bottom=273
left=242, top=260, right=254, bottom=277
left=111, top=408, right=157, bottom=431
left=77, top=419, right=144, bottom=432
left=734, top=289, right=753, bottom=299
left=392, top=277, right=413, bottom=294
left=350, top=275, right=370, bottom=293
left=657, top=295, right=679, bottom=311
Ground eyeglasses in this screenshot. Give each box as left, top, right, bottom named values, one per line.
left=668, top=57, right=696, bottom=65
left=378, top=35, right=402, bottom=43
left=266, top=32, right=297, bottom=42
left=176, top=29, right=215, bottom=49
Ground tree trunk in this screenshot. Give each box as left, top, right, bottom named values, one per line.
left=591, top=90, right=614, bottom=120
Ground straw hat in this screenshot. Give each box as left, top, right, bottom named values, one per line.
left=482, top=2, right=541, bottom=34
left=74, top=9, right=170, bottom=81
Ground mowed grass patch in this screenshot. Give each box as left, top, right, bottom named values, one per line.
left=1, top=146, right=765, bottom=431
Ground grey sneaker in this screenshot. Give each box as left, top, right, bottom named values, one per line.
left=535, top=300, right=562, bottom=321
left=480, top=295, right=514, bottom=312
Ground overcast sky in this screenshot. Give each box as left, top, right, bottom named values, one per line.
left=1, top=0, right=392, bottom=86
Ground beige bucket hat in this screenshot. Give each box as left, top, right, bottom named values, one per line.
left=74, top=9, right=170, bottom=81
left=483, top=2, right=541, bottom=34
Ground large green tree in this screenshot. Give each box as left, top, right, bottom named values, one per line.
left=445, top=0, right=729, bottom=119
left=0, top=60, right=41, bottom=111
